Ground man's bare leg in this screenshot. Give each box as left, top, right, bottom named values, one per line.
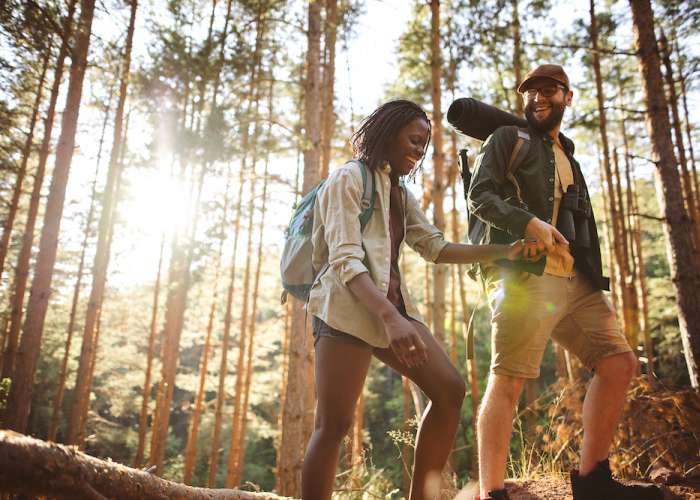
left=579, top=352, right=637, bottom=475
left=477, top=373, right=525, bottom=498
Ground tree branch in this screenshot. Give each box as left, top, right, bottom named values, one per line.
left=0, top=431, right=290, bottom=500
left=522, top=40, right=637, bottom=56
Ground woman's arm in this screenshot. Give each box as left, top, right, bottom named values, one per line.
left=434, top=240, right=526, bottom=264
left=346, top=273, right=428, bottom=368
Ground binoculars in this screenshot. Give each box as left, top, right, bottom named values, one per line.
left=557, top=184, right=592, bottom=248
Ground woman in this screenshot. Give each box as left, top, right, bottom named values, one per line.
left=303, top=100, right=525, bottom=499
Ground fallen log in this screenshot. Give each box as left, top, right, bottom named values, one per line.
left=0, top=430, right=291, bottom=499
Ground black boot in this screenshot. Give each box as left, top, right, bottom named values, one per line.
left=571, top=458, right=663, bottom=500
left=476, top=489, right=510, bottom=500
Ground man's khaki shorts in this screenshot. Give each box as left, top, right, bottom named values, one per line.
left=487, top=271, right=632, bottom=379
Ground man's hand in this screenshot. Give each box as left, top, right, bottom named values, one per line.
left=382, top=310, right=428, bottom=368
left=524, top=217, right=568, bottom=257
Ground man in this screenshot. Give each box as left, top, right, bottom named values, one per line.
left=465, top=64, right=662, bottom=500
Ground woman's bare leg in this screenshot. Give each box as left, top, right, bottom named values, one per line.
left=301, top=337, right=372, bottom=500
left=374, top=321, right=466, bottom=500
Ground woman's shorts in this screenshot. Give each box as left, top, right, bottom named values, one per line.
left=312, top=305, right=411, bottom=348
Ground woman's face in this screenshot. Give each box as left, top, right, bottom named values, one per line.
left=385, top=118, right=430, bottom=176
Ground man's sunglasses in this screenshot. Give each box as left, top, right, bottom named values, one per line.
left=522, top=84, right=568, bottom=99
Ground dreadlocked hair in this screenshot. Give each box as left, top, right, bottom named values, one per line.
left=351, top=99, right=432, bottom=179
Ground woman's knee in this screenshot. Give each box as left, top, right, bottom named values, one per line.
left=314, top=414, right=355, bottom=442
left=428, top=369, right=466, bottom=409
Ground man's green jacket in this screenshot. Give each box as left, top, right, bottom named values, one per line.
left=467, top=124, right=610, bottom=291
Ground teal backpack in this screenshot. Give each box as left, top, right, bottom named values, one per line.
left=280, top=160, right=376, bottom=303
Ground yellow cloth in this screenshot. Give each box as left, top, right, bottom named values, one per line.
left=308, top=162, right=448, bottom=348
left=544, top=140, right=576, bottom=277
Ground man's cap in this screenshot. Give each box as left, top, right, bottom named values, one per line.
left=517, top=64, right=570, bottom=93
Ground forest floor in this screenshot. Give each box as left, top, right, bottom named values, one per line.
left=454, top=476, right=700, bottom=499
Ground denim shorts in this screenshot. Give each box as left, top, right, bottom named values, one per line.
left=312, top=305, right=411, bottom=348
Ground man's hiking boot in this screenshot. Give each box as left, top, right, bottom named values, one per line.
left=476, top=489, right=510, bottom=500
left=571, top=458, right=663, bottom=499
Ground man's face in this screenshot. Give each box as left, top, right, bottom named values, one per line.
left=522, top=79, right=573, bottom=133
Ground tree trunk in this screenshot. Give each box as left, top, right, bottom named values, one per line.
left=0, top=431, right=288, bottom=500
left=320, top=0, right=337, bottom=179
left=430, top=0, right=446, bottom=346
left=676, top=47, right=700, bottom=213
left=659, top=31, right=700, bottom=266
left=0, top=0, right=77, bottom=386
left=47, top=80, right=115, bottom=442
left=629, top=0, right=700, bottom=388
left=277, top=2, right=321, bottom=495
left=231, top=79, right=275, bottom=486
left=589, top=0, right=635, bottom=344
left=0, top=43, right=51, bottom=284
left=401, top=376, right=413, bottom=494
left=182, top=167, right=232, bottom=484
left=66, top=0, right=138, bottom=446
left=511, top=0, right=524, bottom=117
left=226, top=124, right=260, bottom=489
left=133, top=236, right=165, bottom=468
left=4, top=0, right=96, bottom=433
left=274, top=301, right=291, bottom=491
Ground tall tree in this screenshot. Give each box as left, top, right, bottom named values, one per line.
left=320, top=0, right=338, bottom=179
left=4, top=0, right=96, bottom=433
left=0, top=0, right=77, bottom=386
left=278, top=1, right=321, bottom=494
left=430, top=0, right=447, bottom=346
left=629, top=0, right=700, bottom=387
left=0, top=41, right=51, bottom=284
left=66, top=0, right=138, bottom=446
left=133, top=237, right=165, bottom=468
left=182, top=168, right=232, bottom=484
left=47, top=80, right=115, bottom=441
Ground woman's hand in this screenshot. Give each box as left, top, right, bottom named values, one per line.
left=382, top=309, right=427, bottom=368
left=507, top=239, right=547, bottom=262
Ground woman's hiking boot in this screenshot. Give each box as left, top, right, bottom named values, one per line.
left=570, top=458, right=663, bottom=499
left=476, top=489, right=510, bottom=500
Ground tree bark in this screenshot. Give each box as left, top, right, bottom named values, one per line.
left=4, top=0, right=96, bottom=433
left=589, top=0, right=635, bottom=344
left=511, top=0, right=524, bottom=117
left=0, top=42, right=51, bottom=284
left=320, top=0, right=337, bottom=179
left=0, top=431, right=288, bottom=500
left=659, top=31, right=700, bottom=265
left=66, top=0, right=138, bottom=446
left=274, top=301, right=291, bottom=491
left=676, top=47, right=700, bottom=213
left=277, top=2, right=321, bottom=495
left=629, top=0, right=700, bottom=388
left=430, top=0, right=446, bottom=346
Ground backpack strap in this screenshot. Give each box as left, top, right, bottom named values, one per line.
left=356, top=161, right=376, bottom=230
left=504, top=128, right=530, bottom=204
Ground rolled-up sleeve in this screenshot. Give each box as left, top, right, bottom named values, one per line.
left=404, top=189, right=449, bottom=262
left=316, top=167, right=369, bottom=285
left=468, top=127, right=534, bottom=237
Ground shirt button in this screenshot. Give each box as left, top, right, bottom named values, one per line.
left=548, top=196, right=554, bottom=202
left=547, top=218, right=552, bottom=223
left=549, top=177, right=554, bottom=182
left=550, top=159, right=555, bottom=165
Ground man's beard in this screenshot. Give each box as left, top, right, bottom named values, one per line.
left=525, top=101, right=565, bottom=134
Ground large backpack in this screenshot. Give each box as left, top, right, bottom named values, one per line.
left=463, top=127, right=531, bottom=248
left=280, top=160, right=376, bottom=303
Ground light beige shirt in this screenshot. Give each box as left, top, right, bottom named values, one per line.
left=308, top=161, right=448, bottom=347
left=544, top=140, right=576, bottom=277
